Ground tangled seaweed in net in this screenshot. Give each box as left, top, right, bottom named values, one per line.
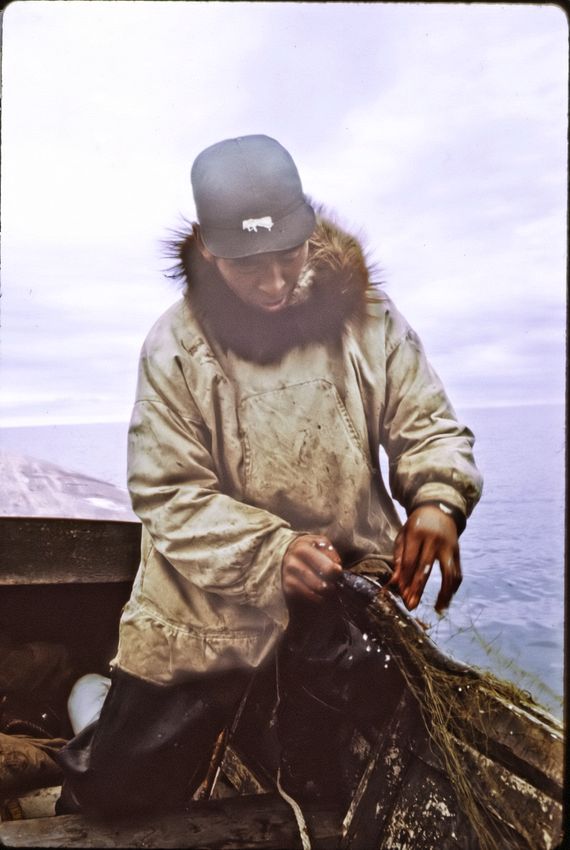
left=339, top=569, right=560, bottom=850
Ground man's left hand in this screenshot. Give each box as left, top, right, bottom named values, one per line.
left=387, top=505, right=461, bottom=613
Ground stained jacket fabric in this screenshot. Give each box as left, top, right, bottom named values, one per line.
left=112, top=217, right=483, bottom=684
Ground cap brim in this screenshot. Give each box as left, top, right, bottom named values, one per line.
left=201, top=201, right=316, bottom=259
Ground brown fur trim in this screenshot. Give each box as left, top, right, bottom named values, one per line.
left=163, top=210, right=382, bottom=363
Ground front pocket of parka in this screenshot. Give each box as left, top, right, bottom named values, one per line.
left=239, top=379, right=372, bottom=529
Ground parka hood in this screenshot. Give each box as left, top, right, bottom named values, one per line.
left=164, top=212, right=381, bottom=363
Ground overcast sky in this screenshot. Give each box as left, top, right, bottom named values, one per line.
left=1, top=1, right=567, bottom=427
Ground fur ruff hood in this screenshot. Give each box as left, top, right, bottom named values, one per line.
left=164, top=213, right=381, bottom=363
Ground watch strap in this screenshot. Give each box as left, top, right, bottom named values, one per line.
left=413, top=500, right=466, bottom=535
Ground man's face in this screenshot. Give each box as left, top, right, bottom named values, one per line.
left=200, top=242, right=309, bottom=314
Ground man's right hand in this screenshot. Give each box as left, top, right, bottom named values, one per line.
left=282, top=535, right=343, bottom=603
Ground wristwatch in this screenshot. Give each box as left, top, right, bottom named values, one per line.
left=415, top=501, right=466, bottom=535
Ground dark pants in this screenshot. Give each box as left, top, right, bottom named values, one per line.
left=57, top=597, right=385, bottom=817
left=56, top=666, right=251, bottom=817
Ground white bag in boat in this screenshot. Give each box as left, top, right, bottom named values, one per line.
left=67, top=674, right=111, bottom=735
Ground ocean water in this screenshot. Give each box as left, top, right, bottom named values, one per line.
left=1, top=402, right=565, bottom=717
left=412, top=402, right=565, bottom=719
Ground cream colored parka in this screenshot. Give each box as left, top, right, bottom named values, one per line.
left=113, top=217, right=482, bottom=685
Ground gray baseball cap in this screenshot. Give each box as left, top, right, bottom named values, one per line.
left=191, top=135, right=316, bottom=258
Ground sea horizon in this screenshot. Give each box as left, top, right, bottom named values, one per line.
left=1, top=396, right=565, bottom=431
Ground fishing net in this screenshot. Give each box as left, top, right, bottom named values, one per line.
left=338, top=566, right=563, bottom=850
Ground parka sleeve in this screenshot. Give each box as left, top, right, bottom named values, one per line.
left=379, top=318, right=483, bottom=521
left=127, top=347, right=297, bottom=630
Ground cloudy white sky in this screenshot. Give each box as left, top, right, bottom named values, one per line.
left=1, top=1, right=567, bottom=426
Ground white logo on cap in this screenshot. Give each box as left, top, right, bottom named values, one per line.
left=242, top=216, right=274, bottom=233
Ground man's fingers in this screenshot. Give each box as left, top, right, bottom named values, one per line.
left=406, top=557, right=435, bottom=610
left=388, top=530, right=421, bottom=604
left=389, top=507, right=462, bottom=613
left=435, top=547, right=462, bottom=613
left=291, top=537, right=342, bottom=577
left=453, top=546, right=462, bottom=592
left=312, top=539, right=342, bottom=565
left=282, top=535, right=342, bottom=603
left=285, top=556, right=332, bottom=594
left=282, top=573, right=325, bottom=604
left=288, top=534, right=342, bottom=572
left=406, top=537, right=438, bottom=606
left=391, top=529, right=421, bottom=605
left=310, top=550, right=343, bottom=581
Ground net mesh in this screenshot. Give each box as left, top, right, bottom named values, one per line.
left=339, top=569, right=562, bottom=850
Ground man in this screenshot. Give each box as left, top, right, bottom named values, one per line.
left=57, top=134, right=482, bottom=816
